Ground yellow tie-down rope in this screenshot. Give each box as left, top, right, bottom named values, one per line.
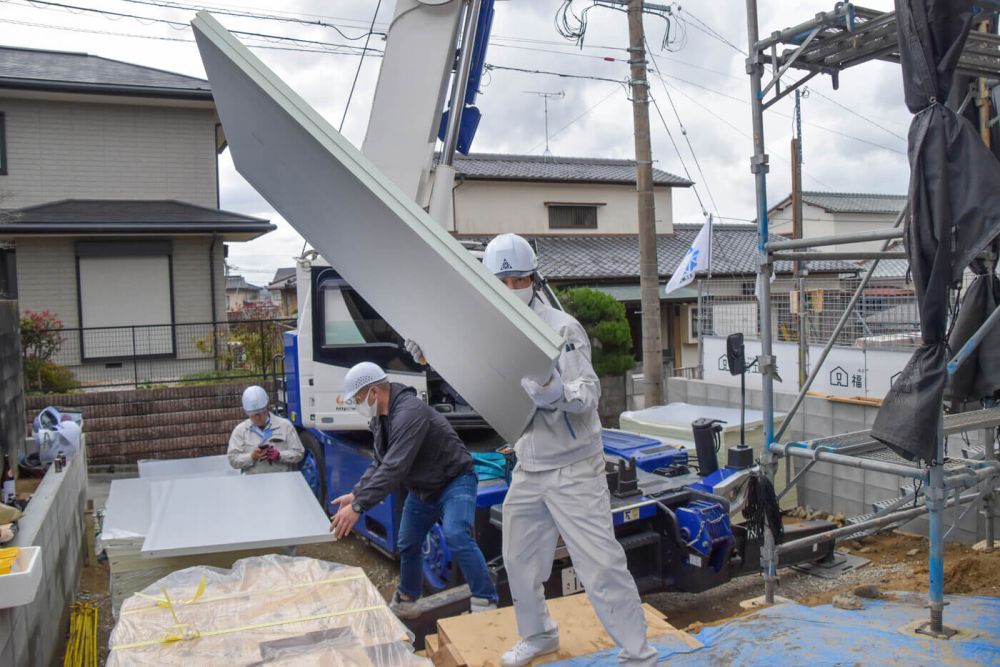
left=123, top=573, right=367, bottom=615
left=65, top=601, right=99, bottom=667
left=111, top=574, right=390, bottom=653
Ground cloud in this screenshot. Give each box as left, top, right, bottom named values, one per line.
left=3, top=0, right=911, bottom=277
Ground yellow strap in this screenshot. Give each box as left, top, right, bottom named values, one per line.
left=124, top=573, right=365, bottom=615
left=110, top=604, right=387, bottom=651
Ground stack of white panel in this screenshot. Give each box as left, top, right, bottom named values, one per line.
left=101, top=458, right=332, bottom=615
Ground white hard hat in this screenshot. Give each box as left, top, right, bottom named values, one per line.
left=342, top=362, right=388, bottom=401
left=484, top=233, right=537, bottom=278
left=242, top=385, right=269, bottom=413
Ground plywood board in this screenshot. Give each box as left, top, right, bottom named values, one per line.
left=434, top=595, right=699, bottom=666
left=191, top=13, right=562, bottom=444
left=138, top=455, right=238, bottom=479
left=140, top=472, right=333, bottom=558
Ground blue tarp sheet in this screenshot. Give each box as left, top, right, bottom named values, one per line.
left=548, top=592, right=1000, bottom=666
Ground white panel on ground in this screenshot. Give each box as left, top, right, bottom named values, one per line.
left=102, top=478, right=154, bottom=541
left=192, top=13, right=561, bottom=443
left=140, top=472, right=333, bottom=558
left=137, top=455, right=239, bottom=479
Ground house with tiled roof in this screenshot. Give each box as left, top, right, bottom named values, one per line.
left=444, top=152, right=691, bottom=235
left=533, top=223, right=858, bottom=370
left=768, top=191, right=906, bottom=251
left=0, top=45, right=273, bottom=389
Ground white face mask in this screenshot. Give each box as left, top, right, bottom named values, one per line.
left=355, top=389, right=377, bottom=419
left=512, top=286, right=534, bottom=306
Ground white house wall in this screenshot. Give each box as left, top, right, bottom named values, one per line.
left=0, top=97, right=218, bottom=209
left=453, top=180, right=673, bottom=235
left=769, top=202, right=897, bottom=252
left=14, top=236, right=224, bottom=369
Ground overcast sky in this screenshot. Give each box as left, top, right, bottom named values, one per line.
left=2, top=0, right=910, bottom=285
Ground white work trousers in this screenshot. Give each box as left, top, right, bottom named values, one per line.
left=502, top=453, right=658, bottom=665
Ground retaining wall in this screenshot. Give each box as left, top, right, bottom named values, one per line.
left=25, top=382, right=273, bottom=465
left=664, top=377, right=990, bottom=544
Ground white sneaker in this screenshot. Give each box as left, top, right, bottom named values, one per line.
left=388, top=591, right=420, bottom=619
left=470, top=597, right=497, bottom=613
left=500, top=636, right=560, bottom=667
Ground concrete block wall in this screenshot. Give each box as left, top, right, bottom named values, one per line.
left=1, top=301, right=26, bottom=460
left=25, top=381, right=274, bottom=465
left=0, top=444, right=87, bottom=666
left=666, top=377, right=991, bottom=544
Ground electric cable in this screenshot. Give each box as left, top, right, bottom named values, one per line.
left=339, top=0, right=382, bottom=132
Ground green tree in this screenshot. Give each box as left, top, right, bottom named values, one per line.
left=557, top=288, right=635, bottom=376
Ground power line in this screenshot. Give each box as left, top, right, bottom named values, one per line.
left=0, top=16, right=377, bottom=56
left=120, top=0, right=379, bottom=40
left=677, top=6, right=910, bottom=143
left=645, top=35, right=720, bottom=217
left=12, top=0, right=385, bottom=54
left=483, top=63, right=626, bottom=86
left=339, top=0, right=382, bottom=132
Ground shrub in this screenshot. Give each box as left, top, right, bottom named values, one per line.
left=557, top=288, right=635, bottom=376
left=23, top=358, right=76, bottom=394
left=20, top=310, right=75, bottom=392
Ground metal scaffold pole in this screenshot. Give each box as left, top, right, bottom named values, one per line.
left=745, top=0, right=778, bottom=604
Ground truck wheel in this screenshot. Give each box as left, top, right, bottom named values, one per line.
left=422, top=522, right=459, bottom=592
left=299, top=430, right=327, bottom=510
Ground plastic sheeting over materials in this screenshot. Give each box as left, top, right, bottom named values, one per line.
left=548, top=592, right=1000, bottom=665
left=872, top=0, right=1000, bottom=462
left=107, top=555, right=429, bottom=666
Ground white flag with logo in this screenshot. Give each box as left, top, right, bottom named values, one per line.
left=664, top=217, right=712, bottom=295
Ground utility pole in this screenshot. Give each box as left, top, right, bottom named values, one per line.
left=627, top=0, right=663, bottom=407
left=792, top=89, right=807, bottom=389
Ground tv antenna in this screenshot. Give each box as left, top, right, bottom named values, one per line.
left=524, top=90, right=564, bottom=157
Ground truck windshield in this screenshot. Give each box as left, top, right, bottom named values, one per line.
left=321, top=284, right=400, bottom=347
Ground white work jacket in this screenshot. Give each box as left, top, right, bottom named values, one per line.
left=513, top=298, right=604, bottom=471
left=227, top=413, right=304, bottom=474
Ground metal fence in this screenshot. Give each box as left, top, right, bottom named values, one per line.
left=698, top=273, right=924, bottom=351
left=23, top=318, right=296, bottom=391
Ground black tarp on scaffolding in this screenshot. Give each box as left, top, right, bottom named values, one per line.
left=871, top=0, right=1000, bottom=462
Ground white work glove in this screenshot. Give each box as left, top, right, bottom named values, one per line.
left=521, top=369, right=564, bottom=408
left=404, top=339, right=426, bottom=365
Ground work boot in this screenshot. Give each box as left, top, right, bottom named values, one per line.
left=388, top=591, right=420, bottom=619
left=500, top=635, right=560, bottom=666
left=470, top=597, right=498, bottom=613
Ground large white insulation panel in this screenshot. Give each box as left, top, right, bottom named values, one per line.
left=192, top=13, right=560, bottom=443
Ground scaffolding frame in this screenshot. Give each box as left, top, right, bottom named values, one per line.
left=744, top=1, right=1000, bottom=638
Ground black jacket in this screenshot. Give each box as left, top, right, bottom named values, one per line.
left=351, top=383, right=473, bottom=510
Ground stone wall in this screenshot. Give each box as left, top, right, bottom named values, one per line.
left=25, top=382, right=274, bottom=465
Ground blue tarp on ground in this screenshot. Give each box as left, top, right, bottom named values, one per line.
left=548, top=592, right=1000, bottom=666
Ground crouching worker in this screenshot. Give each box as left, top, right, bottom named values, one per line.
left=228, top=385, right=304, bottom=474
left=330, top=362, right=499, bottom=617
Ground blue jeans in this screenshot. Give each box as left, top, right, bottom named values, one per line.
left=396, top=471, right=498, bottom=603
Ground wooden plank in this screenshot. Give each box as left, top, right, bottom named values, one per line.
left=432, top=642, right=467, bottom=667
left=425, top=633, right=440, bottom=658
left=435, top=595, right=700, bottom=666
left=191, top=12, right=562, bottom=444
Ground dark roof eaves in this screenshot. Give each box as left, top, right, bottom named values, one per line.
left=0, top=222, right=276, bottom=234
left=0, top=78, right=213, bottom=101
left=460, top=174, right=692, bottom=187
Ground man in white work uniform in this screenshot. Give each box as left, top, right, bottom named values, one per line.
left=484, top=234, right=657, bottom=667
left=227, top=385, right=304, bottom=474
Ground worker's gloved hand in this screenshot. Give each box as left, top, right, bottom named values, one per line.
left=265, top=446, right=281, bottom=462
left=521, top=369, right=563, bottom=407
left=404, top=339, right=426, bottom=365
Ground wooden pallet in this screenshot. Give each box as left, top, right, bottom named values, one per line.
left=422, top=594, right=701, bottom=666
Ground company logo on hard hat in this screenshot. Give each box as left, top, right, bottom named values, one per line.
left=500, top=258, right=512, bottom=271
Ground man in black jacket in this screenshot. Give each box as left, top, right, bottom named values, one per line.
left=330, top=361, right=499, bottom=617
